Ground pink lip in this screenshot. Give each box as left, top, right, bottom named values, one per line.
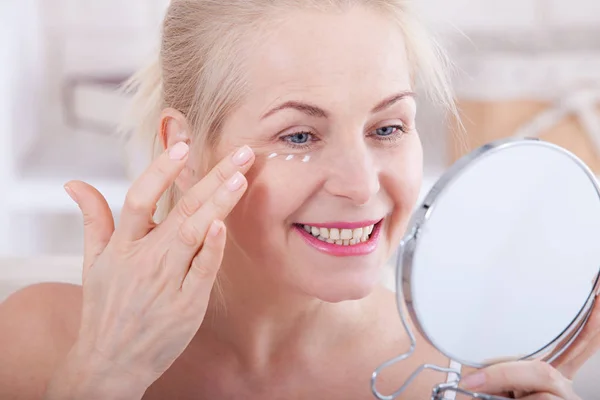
left=294, top=220, right=383, bottom=257
left=297, top=219, right=382, bottom=230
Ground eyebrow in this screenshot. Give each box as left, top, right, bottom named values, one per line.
left=260, top=91, right=416, bottom=120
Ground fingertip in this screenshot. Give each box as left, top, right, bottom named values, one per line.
left=64, top=184, right=78, bottom=204
left=65, top=181, right=107, bottom=204
left=169, top=142, right=190, bottom=161
left=459, top=372, right=486, bottom=390
left=232, top=145, right=255, bottom=166
left=65, top=180, right=94, bottom=196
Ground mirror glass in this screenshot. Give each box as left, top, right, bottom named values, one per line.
left=402, top=139, right=600, bottom=367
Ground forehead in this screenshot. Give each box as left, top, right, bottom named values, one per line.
left=244, top=6, right=412, bottom=111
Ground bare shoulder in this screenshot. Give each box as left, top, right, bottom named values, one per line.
left=0, top=283, right=82, bottom=400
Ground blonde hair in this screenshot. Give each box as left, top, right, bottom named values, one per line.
left=124, top=0, right=457, bottom=220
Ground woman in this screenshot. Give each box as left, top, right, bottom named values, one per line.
left=0, top=1, right=597, bottom=399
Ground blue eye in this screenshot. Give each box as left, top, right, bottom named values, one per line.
left=371, top=124, right=410, bottom=145
left=376, top=125, right=402, bottom=136
left=280, top=131, right=316, bottom=150
left=288, top=132, right=311, bottom=144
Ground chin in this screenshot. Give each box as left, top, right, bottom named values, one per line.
left=302, top=268, right=383, bottom=303
left=312, top=284, right=377, bottom=303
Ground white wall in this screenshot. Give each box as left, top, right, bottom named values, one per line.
left=0, top=2, right=15, bottom=253
left=418, top=0, right=600, bottom=31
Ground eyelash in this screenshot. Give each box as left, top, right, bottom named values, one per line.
left=279, top=124, right=409, bottom=150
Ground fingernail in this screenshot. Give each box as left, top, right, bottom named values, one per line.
left=226, top=172, right=245, bottom=192
left=460, top=372, right=486, bottom=389
left=64, top=185, right=78, bottom=203
left=208, top=220, right=223, bottom=237
left=169, top=142, right=189, bottom=160
left=232, top=146, right=253, bottom=166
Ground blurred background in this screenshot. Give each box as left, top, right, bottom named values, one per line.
left=0, top=0, right=599, bottom=395
left=2, top=0, right=600, bottom=257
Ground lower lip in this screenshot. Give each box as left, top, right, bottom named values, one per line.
left=294, top=221, right=383, bottom=257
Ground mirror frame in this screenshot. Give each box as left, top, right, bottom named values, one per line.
left=398, top=137, right=600, bottom=368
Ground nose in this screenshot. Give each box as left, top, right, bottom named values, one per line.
left=323, top=143, right=380, bottom=206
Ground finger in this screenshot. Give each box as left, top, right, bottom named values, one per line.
left=521, top=392, right=581, bottom=400
left=553, top=297, right=600, bottom=379
left=170, top=171, right=246, bottom=280
left=181, top=220, right=226, bottom=296
left=520, top=394, right=563, bottom=400
left=118, top=142, right=189, bottom=241
left=166, top=145, right=254, bottom=225
left=459, top=361, right=576, bottom=399
left=64, top=181, right=115, bottom=280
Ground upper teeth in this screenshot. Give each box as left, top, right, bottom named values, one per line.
left=303, top=224, right=375, bottom=245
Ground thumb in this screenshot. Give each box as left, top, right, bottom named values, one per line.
left=64, top=181, right=115, bottom=281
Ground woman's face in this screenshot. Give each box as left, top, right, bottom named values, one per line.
left=210, top=6, right=422, bottom=302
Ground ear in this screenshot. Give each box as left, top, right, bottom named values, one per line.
left=159, top=108, right=197, bottom=192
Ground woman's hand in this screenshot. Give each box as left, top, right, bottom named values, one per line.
left=45, top=143, right=255, bottom=399
left=459, top=360, right=580, bottom=399
left=459, top=285, right=600, bottom=400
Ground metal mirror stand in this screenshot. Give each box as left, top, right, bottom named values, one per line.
left=370, top=228, right=513, bottom=400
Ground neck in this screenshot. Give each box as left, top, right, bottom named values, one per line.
left=198, top=254, right=365, bottom=370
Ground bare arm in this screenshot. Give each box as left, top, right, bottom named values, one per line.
left=0, top=283, right=147, bottom=400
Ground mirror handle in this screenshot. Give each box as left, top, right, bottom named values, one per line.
left=370, top=233, right=519, bottom=400
left=371, top=361, right=461, bottom=400
left=433, top=386, right=514, bottom=400
left=371, top=234, right=462, bottom=399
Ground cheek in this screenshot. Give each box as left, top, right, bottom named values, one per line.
left=405, top=137, right=424, bottom=199
left=225, top=162, right=315, bottom=248
left=385, top=136, right=423, bottom=236
left=389, top=135, right=423, bottom=202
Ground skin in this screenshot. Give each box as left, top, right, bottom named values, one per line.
left=0, top=6, right=598, bottom=400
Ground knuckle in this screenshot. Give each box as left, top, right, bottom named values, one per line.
left=535, top=362, right=569, bottom=393
left=555, top=379, right=574, bottom=397
left=214, top=165, right=230, bottom=185
left=152, top=159, right=171, bottom=178
left=82, top=211, right=95, bottom=227
left=124, top=192, right=149, bottom=214
left=190, top=256, right=218, bottom=280
left=539, top=362, right=561, bottom=382
left=178, top=221, right=203, bottom=248
left=210, top=191, right=226, bottom=210
left=211, top=185, right=237, bottom=211
left=177, top=294, right=200, bottom=317
left=178, top=195, right=202, bottom=218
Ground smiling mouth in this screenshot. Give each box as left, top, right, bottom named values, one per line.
left=293, top=220, right=383, bottom=246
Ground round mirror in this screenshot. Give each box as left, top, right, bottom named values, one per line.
left=401, top=138, right=600, bottom=368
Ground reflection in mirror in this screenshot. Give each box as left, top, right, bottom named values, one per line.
left=372, top=139, right=600, bottom=400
